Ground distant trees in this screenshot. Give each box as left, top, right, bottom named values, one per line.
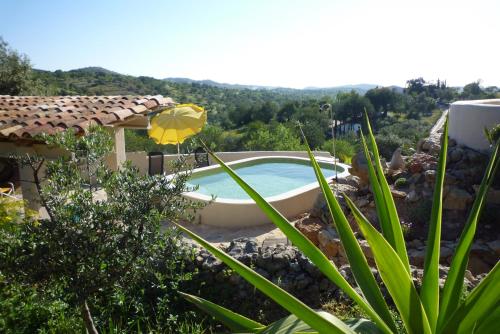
left=334, top=91, right=375, bottom=126
left=459, top=80, right=498, bottom=100
left=241, top=121, right=302, bottom=151
left=365, top=87, right=399, bottom=117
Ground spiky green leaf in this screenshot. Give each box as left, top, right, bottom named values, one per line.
left=420, top=118, right=448, bottom=330
left=203, top=143, right=393, bottom=334
left=304, top=142, right=396, bottom=332
left=440, top=262, right=500, bottom=334
left=438, top=139, right=500, bottom=331
left=344, top=195, right=431, bottom=334
left=364, top=114, right=410, bottom=273
left=257, top=313, right=382, bottom=334
left=179, top=292, right=264, bottom=332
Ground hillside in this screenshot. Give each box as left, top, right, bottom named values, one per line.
left=33, top=67, right=379, bottom=125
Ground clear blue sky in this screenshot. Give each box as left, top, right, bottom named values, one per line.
left=1, top=0, right=499, bottom=88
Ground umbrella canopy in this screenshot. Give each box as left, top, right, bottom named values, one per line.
left=148, top=104, right=206, bottom=145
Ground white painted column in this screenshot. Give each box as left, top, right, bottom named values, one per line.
left=18, top=164, right=42, bottom=214
left=106, top=127, right=126, bottom=171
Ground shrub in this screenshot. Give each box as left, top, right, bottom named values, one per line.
left=1, top=126, right=199, bottom=333
left=394, top=177, right=407, bottom=188
left=241, top=122, right=303, bottom=151
left=321, top=139, right=358, bottom=163
left=375, top=133, right=411, bottom=159
left=179, top=116, right=500, bottom=334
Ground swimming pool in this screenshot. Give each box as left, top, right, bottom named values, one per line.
left=188, top=159, right=338, bottom=200
left=183, top=156, right=350, bottom=226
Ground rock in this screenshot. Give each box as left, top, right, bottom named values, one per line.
left=449, top=147, right=463, bottom=163
left=419, top=136, right=441, bottom=155
left=472, top=185, right=500, bottom=205
left=470, top=242, right=498, bottom=266
left=486, top=240, right=500, bottom=256
left=389, top=148, right=405, bottom=171
left=295, top=217, right=324, bottom=246
left=349, top=151, right=369, bottom=187
left=424, top=169, right=436, bottom=183
left=443, top=187, right=472, bottom=210
left=408, top=173, right=422, bottom=184
left=337, top=175, right=361, bottom=189
left=356, top=198, right=369, bottom=208
left=407, top=239, right=423, bottom=248
left=408, top=248, right=426, bottom=266
left=358, top=239, right=373, bottom=259
left=391, top=189, right=407, bottom=199
left=406, top=190, right=420, bottom=202
left=440, top=246, right=454, bottom=262
left=466, top=150, right=484, bottom=163
left=407, top=153, right=436, bottom=174
left=468, top=256, right=491, bottom=274
left=295, top=273, right=313, bottom=289
left=227, top=238, right=259, bottom=265
left=256, top=245, right=295, bottom=273
left=318, top=229, right=340, bottom=259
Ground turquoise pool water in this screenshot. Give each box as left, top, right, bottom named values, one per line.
left=188, top=159, right=339, bottom=200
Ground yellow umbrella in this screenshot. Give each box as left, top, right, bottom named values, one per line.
left=148, top=104, right=207, bottom=154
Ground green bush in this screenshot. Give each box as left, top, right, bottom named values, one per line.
left=1, top=127, right=200, bottom=333
left=0, top=277, right=82, bottom=334
left=321, top=138, right=358, bottom=163
left=241, top=122, right=303, bottom=151
left=394, top=178, right=407, bottom=188
left=375, top=133, right=411, bottom=159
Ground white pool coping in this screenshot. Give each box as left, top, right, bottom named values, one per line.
left=181, top=156, right=350, bottom=226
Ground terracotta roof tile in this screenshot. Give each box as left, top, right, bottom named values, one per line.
left=0, top=95, right=174, bottom=141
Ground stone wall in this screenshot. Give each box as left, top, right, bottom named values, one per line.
left=329, top=117, right=499, bottom=274
left=187, top=237, right=481, bottom=323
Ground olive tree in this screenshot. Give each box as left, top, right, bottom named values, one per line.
left=0, top=127, right=198, bottom=333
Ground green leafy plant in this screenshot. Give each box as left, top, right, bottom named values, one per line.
left=322, top=138, right=358, bottom=163
left=394, top=177, right=407, bottom=188
left=179, top=114, right=500, bottom=333
left=1, top=126, right=199, bottom=333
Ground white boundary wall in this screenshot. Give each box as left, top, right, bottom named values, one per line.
left=449, top=99, right=500, bottom=151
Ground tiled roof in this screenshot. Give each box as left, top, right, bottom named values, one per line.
left=0, top=95, right=174, bottom=141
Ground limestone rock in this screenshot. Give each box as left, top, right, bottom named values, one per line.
left=391, top=189, right=407, bottom=199
left=424, top=169, right=436, bottom=183
left=443, top=187, right=472, bottom=210
left=358, top=239, right=373, bottom=259
left=408, top=248, right=426, bottom=267
left=389, top=147, right=405, bottom=171
left=407, top=153, right=436, bottom=174
left=349, top=151, right=369, bottom=187
left=318, top=229, right=340, bottom=259
left=406, top=190, right=420, bottom=202
left=295, top=217, right=324, bottom=246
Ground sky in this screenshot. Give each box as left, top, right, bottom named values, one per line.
left=1, top=0, right=499, bottom=89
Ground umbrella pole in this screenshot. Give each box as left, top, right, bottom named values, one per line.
left=177, top=143, right=180, bottom=158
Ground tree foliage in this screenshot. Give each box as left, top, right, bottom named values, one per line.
left=1, top=127, right=198, bottom=333
left=0, top=37, right=38, bottom=95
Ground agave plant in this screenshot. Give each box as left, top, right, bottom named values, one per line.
left=177, top=115, right=500, bottom=334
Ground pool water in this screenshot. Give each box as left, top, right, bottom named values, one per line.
left=188, top=161, right=338, bottom=200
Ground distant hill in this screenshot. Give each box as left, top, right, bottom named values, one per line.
left=165, top=77, right=280, bottom=90
left=67, top=67, right=119, bottom=75
left=165, top=78, right=385, bottom=94
left=303, top=83, right=379, bottom=94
